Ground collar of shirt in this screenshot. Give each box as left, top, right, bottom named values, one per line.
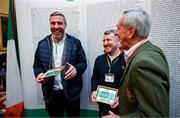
left=51, top=33, right=66, bottom=45
left=124, top=38, right=149, bottom=63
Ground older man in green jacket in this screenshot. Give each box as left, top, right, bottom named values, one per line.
left=103, top=9, right=169, bottom=117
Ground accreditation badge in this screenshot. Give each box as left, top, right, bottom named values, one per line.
left=105, top=73, right=114, bottom=83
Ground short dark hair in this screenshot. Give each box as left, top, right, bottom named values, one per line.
left=50, top=11, right=67, bottom=24
left=104, top=29, right=116, bottom=35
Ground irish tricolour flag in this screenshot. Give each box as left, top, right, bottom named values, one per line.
left=5, top=0, right=24, bottom=117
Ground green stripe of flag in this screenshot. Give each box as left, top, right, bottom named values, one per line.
left=8, top=0, right=13, bottom=40
left=7, top=0, right=21, bottom=67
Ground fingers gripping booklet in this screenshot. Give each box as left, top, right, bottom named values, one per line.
left=41, top=66, right=65, bottom=79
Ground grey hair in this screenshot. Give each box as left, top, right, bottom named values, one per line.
left=123, top=9, right=151, bottom=39
left=50, top=11, right=67, bottom=24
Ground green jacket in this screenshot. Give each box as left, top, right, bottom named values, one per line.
left=119, top=41, right=169, bottom=117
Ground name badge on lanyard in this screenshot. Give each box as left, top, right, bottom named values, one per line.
left=105, top=55, right=119, bottom=83
left=105, top=73, right=114, bottom=83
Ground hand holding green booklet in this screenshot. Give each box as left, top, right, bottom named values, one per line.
left=42, top=66, right=65, bottom=78
left=96, top=85, right=118, bottom=105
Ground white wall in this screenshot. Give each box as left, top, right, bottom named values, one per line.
left=14, top=0, right=180, bottom=116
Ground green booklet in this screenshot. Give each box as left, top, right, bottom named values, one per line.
left=42, top=66, right=65, bottom=78
left=96, top=85, right=118, bottom=105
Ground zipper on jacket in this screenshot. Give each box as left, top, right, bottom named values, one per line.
left=47, top=37, right=52, bottom=69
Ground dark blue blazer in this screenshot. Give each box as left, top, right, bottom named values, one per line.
left=33, top=33, right=87, bottom=103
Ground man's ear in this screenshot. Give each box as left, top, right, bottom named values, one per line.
left=128, top=26, right=136, bottom=39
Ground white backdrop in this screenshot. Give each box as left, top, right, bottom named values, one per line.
left=14, top=0, right=180, bottom=116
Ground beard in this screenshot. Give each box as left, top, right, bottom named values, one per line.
left=51, top=28, right=65, bottom=40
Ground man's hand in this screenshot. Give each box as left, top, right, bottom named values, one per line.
left=101, top=111, right=120, bottom=118
left=64, top=63, right=77, bottom=80
left=36, top=73, right=46, bottom=83
left=110, top=96, right=119, bottom=108
left=91, top=91, right=97, bottom=102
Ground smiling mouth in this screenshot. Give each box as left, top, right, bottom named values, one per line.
left=104, top=45, right=111, bottom=48
left=53, top=32, right=62, bottom=35
left=54, top=32, right=60, bottom=34
left=104, top=47, right=111, bottom=51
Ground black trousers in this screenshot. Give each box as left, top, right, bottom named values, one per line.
left=45, top=90, right=80, bottom=117
left=98, top=102, right=119, bottom=117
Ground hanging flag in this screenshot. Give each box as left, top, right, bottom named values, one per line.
left=5, top=0, right=24, bottom=117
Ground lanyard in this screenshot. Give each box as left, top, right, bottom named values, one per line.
left=55, top=43, right=58, bottom=55
left=53, top=43, right=58, bottom=57
left=106, top=55, right=119, bottom=72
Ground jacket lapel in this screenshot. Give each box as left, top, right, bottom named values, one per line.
left=120, top=41, right=152, bottom=85
left=130, top=41, right=151, bottom=62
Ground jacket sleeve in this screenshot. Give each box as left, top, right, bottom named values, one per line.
left=73, top=40, right=87, bottom=75
left=33, top=43, right=43, bottom=77
left=91, top=57, right=99, bottom=92
left=123, top=54, right=169, bottom=117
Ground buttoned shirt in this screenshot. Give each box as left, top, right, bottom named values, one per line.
left=124, top=39, right=148, bottom=63
left=52, top=34, right=66, bottom=90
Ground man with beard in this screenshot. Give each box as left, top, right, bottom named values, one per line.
left=91, top=29, right=126, bottom=117
left=33, top=11, right=87, bottom=117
